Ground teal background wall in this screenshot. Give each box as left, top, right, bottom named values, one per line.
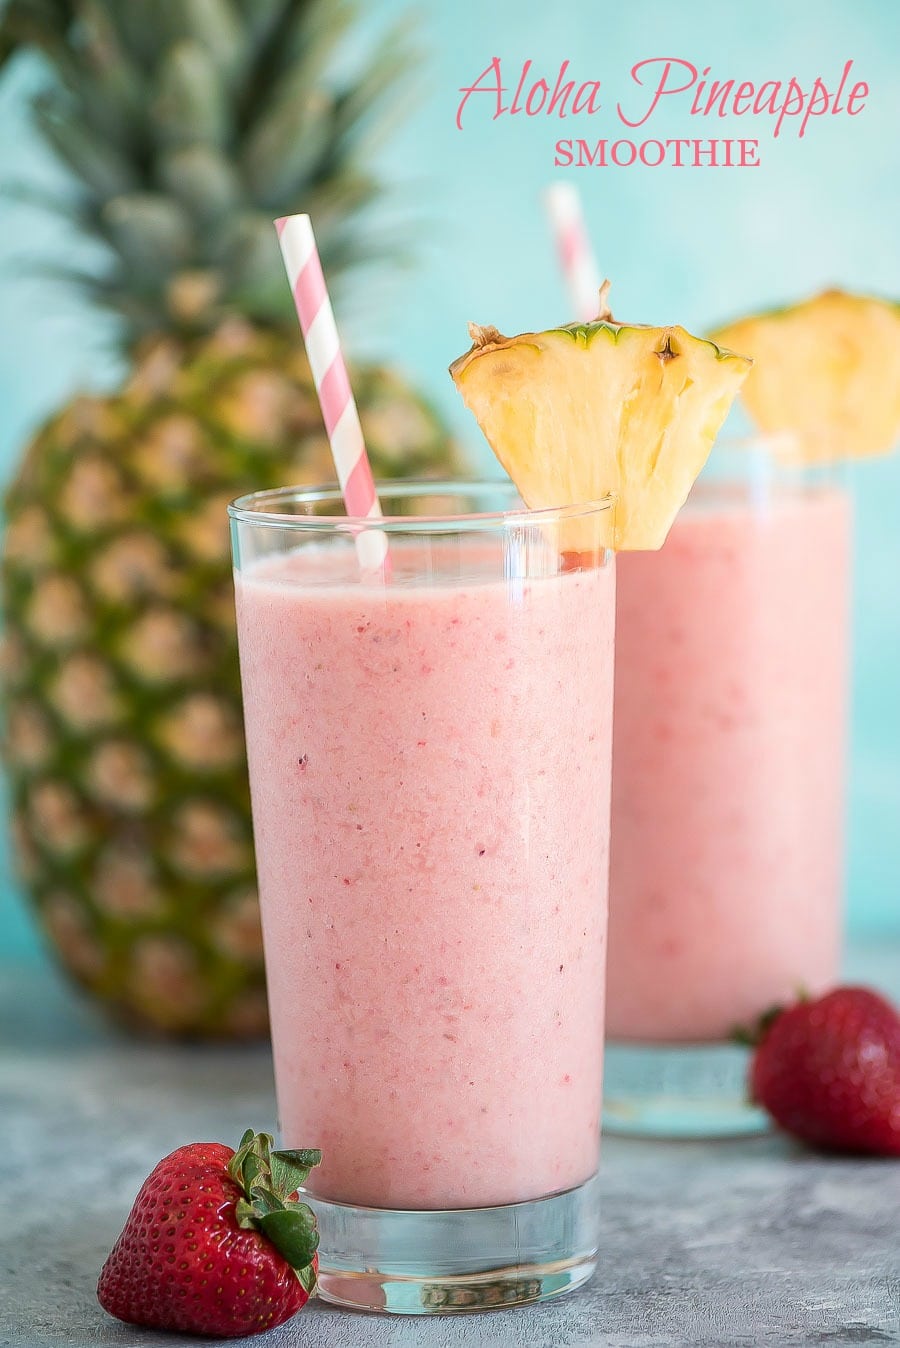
left=1, top=0, right=898, bottom=961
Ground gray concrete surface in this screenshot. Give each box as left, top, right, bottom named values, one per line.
left=2, top=951, right=899, bottom=1347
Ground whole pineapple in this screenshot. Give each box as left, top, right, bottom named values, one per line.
left=0, top=0, right=462, bottom=1036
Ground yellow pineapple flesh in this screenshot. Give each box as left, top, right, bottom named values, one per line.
left=711, top=290, right=900, bottom=462
left=450, top=288, right=751, bottom=549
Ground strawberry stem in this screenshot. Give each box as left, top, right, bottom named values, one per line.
left=732, top=1003, right=785, bottom=1048
left=226, top=1131, right=321, bottom=1277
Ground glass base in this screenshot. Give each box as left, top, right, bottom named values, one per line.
left=308, top=1173, right=600, bottom=1314
left=602, top=1040, right=770, bottom=1139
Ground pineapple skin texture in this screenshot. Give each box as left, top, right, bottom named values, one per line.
left=1, top=323, right=461, bottom=1037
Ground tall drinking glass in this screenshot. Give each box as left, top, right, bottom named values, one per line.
left=604, top=440, right=851, bottom=1136
left=229, top=481, right=616, bottom=1313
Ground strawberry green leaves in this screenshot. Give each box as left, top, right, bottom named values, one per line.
left=257, top=1206, right=319, bottom=1273
left=226, top=1130, right=321, bottom=1276
left=270, top=1147, right=322, bottom=1196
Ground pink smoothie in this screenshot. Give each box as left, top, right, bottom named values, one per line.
left=608, top=485, right=850, bottom=1043
left=234, top=542, right=615, bottom=1209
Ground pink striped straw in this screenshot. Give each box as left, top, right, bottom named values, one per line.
left=274, top=214, right=388, bottom=573
left=543, top=183, right=602, bottom=322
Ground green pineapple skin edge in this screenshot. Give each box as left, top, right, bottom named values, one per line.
left=0, top=0, right=462, bottom=1036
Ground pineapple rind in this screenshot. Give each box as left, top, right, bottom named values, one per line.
left=551, top=321, right=748, bottom=365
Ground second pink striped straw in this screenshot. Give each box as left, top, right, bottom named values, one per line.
left=543, top=183, right=602, bottom=323
left=274, top=213, right=389, bottom=574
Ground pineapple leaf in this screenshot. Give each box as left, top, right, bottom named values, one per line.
left=232, top=0, right=347, bottom=135
left=66, top=75, right=146, bottom=159
left=165, top=0, right=244, bottom=84
left=6, top=260, right=103, bottom=293
left=230, top=0, right=290, bottom=35
left=331, top=18, right=418, bottom=154
left=235, top=0, right=313, bottom=84
left=238, top=5, right=358, bottom=202
left=84, top=286, right=161, bottom=336
left=219, top=213, right=292, bottom=317
left=240, top=87, right=336, bottom=206
left=102, top=194, right=193, bottom=276
left=34, top=94, right=138, bottom=199
left=96, top=0, right=167, bottom=68
left=306, top=171, right=382, bottom=227
left=255, top=0, right=356, bottom=101
left=151, top=40, right=228, bottom=150
left=158, top=146, right=241, bottom=228
left=60, top=1, right=148, bottom=151
left=0, top=0, right=74, bottom=70
left=74, top=0, right=129, bottom=73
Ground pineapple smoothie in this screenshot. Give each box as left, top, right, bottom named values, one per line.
left=234, top=531, right=616, bottom=1210
left=608, top=481, right=852, bottom=1042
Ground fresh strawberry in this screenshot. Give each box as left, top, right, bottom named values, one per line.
left=749, top=987, right=900, bottom=1156
left=98, top=1129, right=321, bottom=1338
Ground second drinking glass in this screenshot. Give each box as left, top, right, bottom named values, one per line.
left=604, top=440, right=851, bottom=1136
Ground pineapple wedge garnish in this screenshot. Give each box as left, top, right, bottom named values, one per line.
left=712, top=290, right=900, bottom=462
left=450, top=284, right=751, bottom=550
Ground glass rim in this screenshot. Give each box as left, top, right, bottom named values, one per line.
left=227, top=478, right=616, bottom=532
